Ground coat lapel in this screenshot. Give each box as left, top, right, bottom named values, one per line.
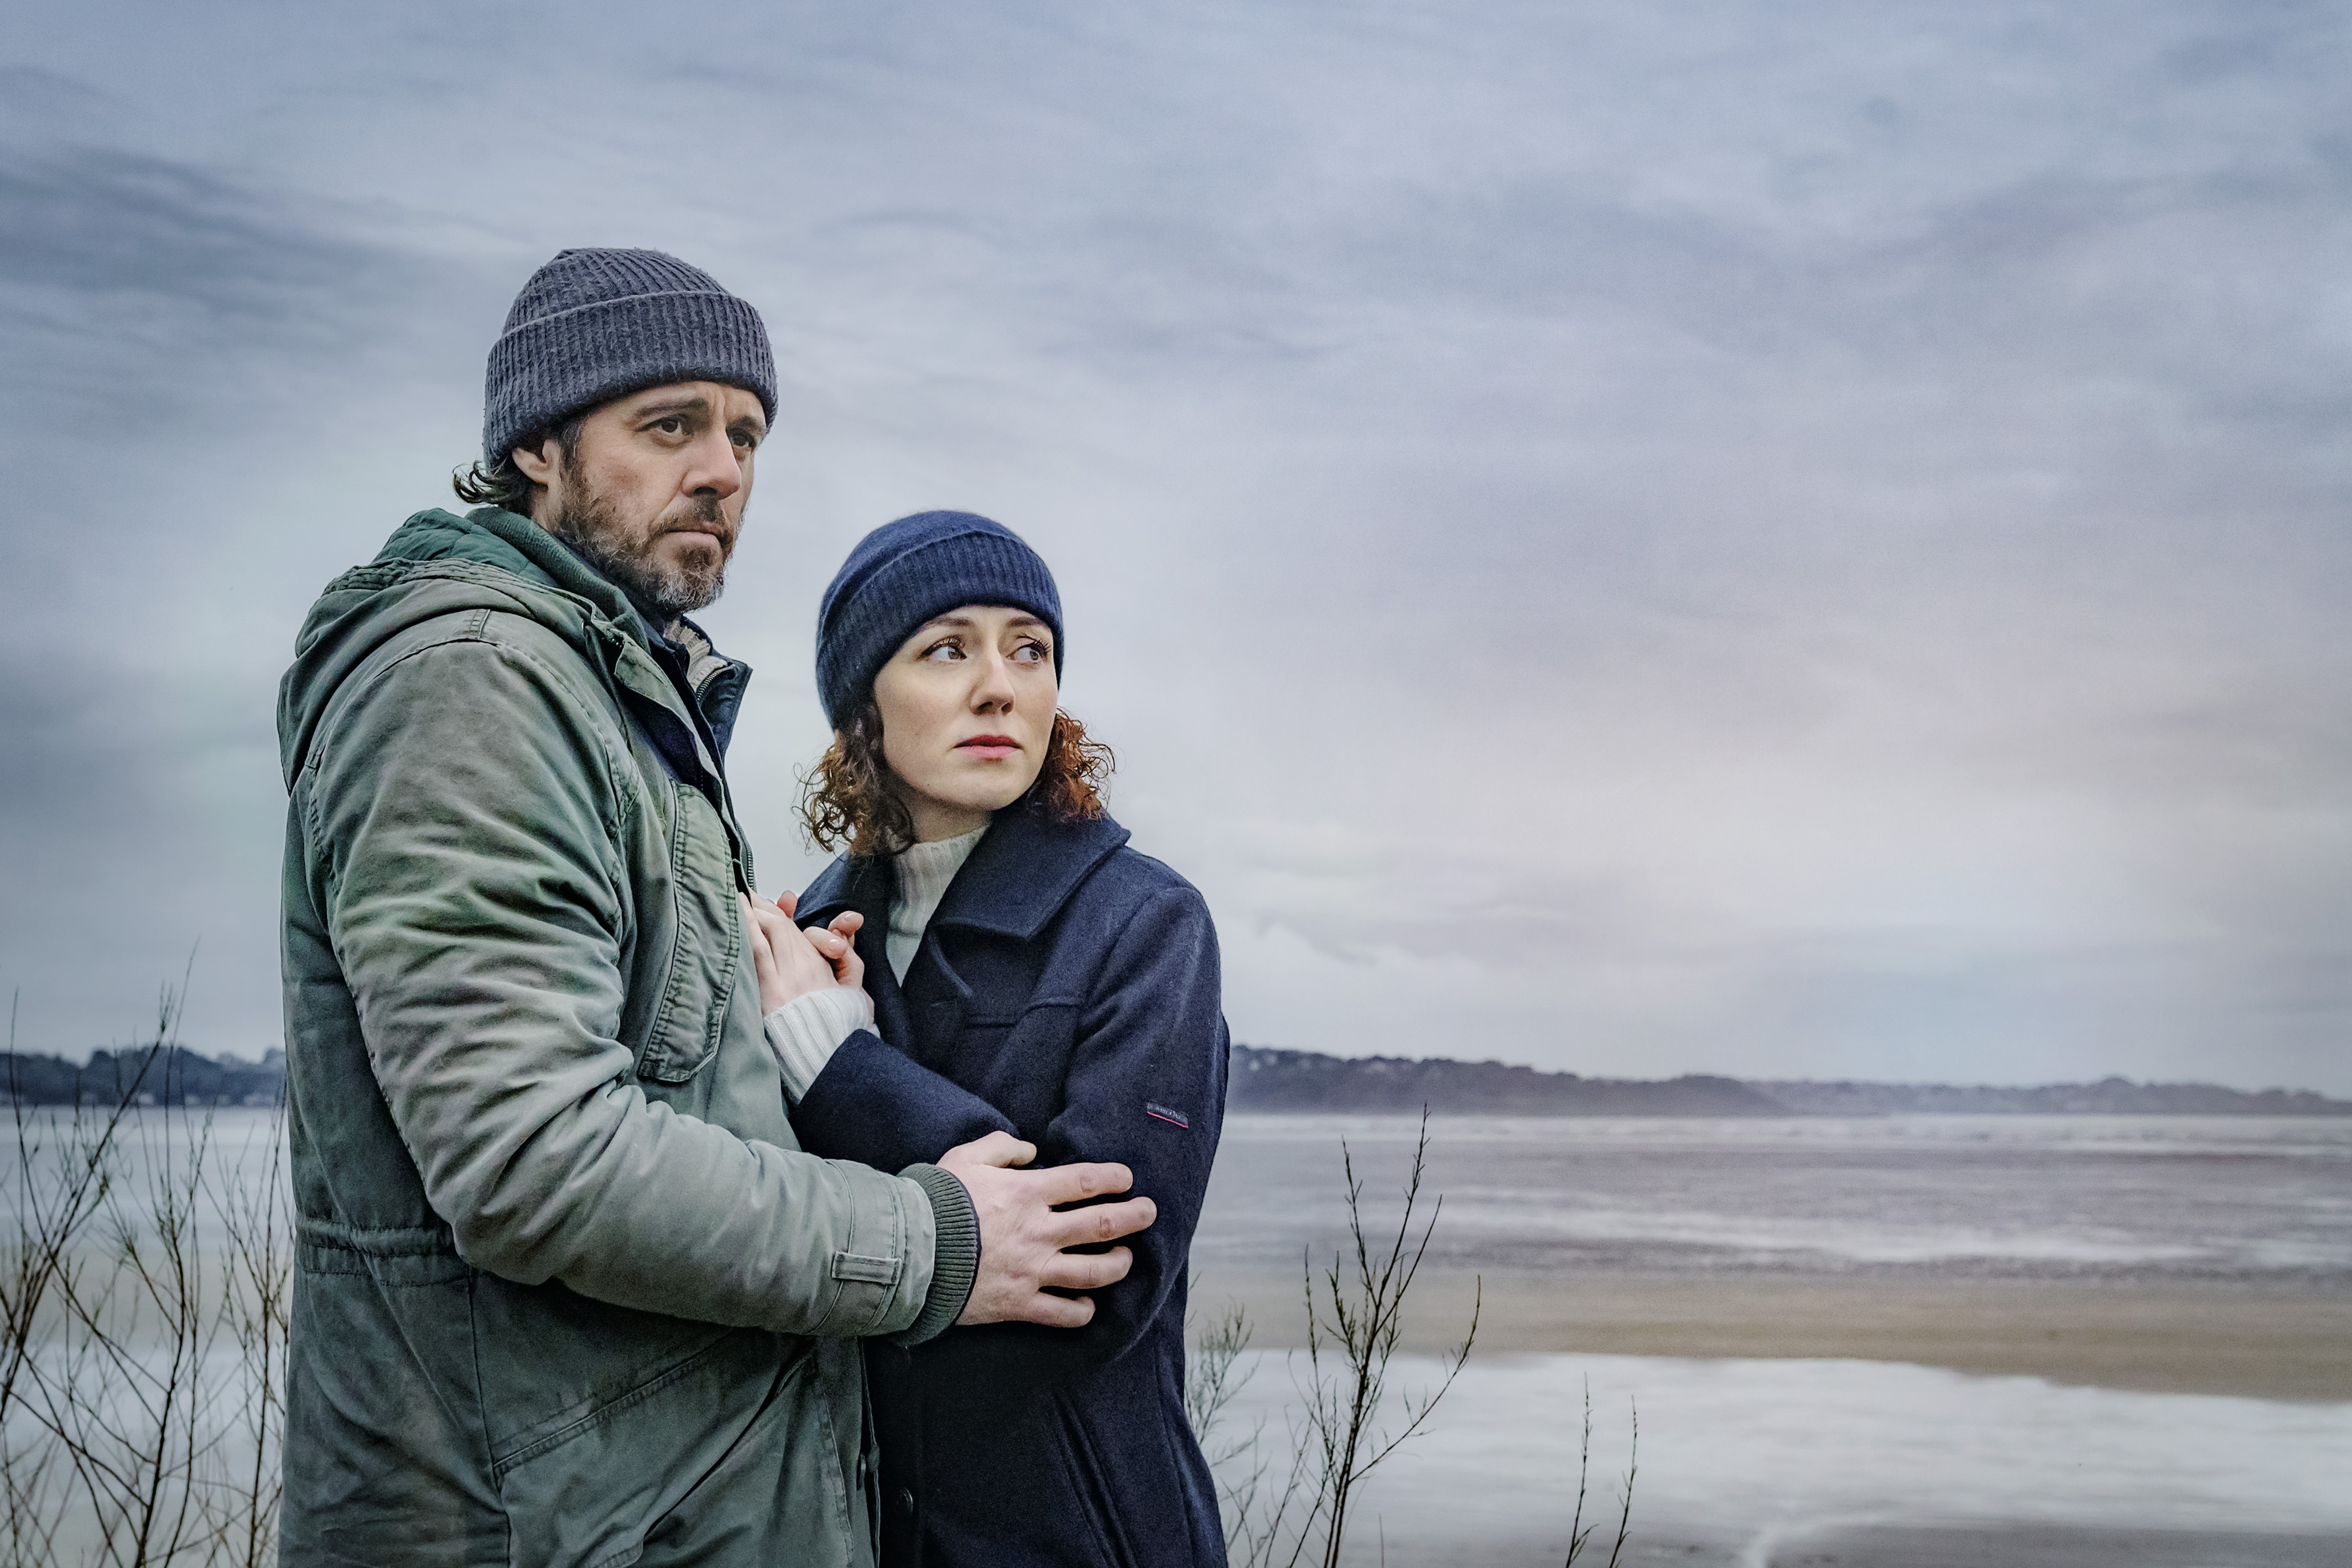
left=925, top=809, right=1130, bottom=943
left=797, top=809, right=1131, bottom=1062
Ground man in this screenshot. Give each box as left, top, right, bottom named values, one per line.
left=276, top=248, right=1152, bottom=1565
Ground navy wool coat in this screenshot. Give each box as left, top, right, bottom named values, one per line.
left=793, top=806, right=1230, bottom=1568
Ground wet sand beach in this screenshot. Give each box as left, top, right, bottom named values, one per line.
left=1198, top=1267, right=2352, bottom=1402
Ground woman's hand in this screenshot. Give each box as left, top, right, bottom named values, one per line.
left=741, top=893, right=843, bottom=1015
left=803, top=910, right=866, bottom=991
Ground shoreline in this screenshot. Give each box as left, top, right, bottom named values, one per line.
left=1191, top=1268, right=2352, bottom=1403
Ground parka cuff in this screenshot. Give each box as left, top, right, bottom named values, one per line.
left=893, top=1163, right=977, bottom=1347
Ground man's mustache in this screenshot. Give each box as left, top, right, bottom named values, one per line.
left=657, top=497, right=735, bottom=545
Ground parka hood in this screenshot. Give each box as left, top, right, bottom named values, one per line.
left=277, top=507, right=667, bottom=789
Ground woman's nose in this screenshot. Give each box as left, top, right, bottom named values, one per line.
left=970, top=652, right=1017, bottom=710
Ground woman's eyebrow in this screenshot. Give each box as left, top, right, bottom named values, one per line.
left=914, top=612, right=1047, bottom=634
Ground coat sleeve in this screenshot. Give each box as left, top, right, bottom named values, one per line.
left=792, top=1029, right=1018, bottom=1171
left=1022, top=881, right=1229, bottom=1370
left=306, top=631, right=954, bottom=1340
left=791, top=878, right=1229, bottom=1371
left=959, top=884, right=1223, bottom=1373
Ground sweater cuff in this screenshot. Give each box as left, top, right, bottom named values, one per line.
left=893, top=1163, right=978, bottom=1347
left=763, top=988, right=872, bottom=1103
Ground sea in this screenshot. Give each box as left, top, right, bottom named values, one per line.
left=7, top=1108, right=2348, bottom=1564
left=1194, top=1112, right=2352, bottom=1284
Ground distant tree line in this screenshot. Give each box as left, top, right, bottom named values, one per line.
left=3, top=1045, right=285, bottom=1107
left=1228, top=1047, right=1784, bottom=1114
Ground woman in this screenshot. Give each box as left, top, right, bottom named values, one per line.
left=748, top=510, right=1229, bottom=1568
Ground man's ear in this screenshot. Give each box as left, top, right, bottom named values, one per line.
left=510, top=435, right=560, bottom=488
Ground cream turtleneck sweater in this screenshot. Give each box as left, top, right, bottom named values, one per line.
left=763, top=826, right=986, bottom=1103
left=884, top=826, right=985, bottom=982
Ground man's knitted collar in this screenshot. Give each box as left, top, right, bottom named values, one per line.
left=542, top=534, right=731, bottom=688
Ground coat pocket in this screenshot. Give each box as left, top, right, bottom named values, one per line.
left=1048, top=1394, right=1147, bottom=1568
left=971, top=1003, right=1080, bottom=1138
left=492, top=1327, right=847, bottom=1568
left=636, top=777, right=741, bottom=1085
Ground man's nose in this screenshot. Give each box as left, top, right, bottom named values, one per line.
left=682, top=429, right=744, bottom=499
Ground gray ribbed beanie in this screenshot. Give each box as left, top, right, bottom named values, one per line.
left=482, top=248, right=778, bottom=466
left=816, top=512, right=1064, bottom=730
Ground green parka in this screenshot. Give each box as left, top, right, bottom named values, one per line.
left=275, top=507, right=976, bottom=1567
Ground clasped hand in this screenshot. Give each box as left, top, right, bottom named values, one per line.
left=736, top=890, right=1156, bottom=1330
left=739, top=889, right=867, bottom=1018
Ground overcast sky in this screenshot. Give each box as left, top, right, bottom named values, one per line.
left=3, top=1, right=2346, bottom=1092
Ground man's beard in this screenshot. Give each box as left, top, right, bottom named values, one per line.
left=547, top=478, right=734, bottom=627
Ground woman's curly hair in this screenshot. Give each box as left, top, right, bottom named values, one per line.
left=799, top=705, right=1110, bottom=860
left=799, top=702, right=1113, bottom=856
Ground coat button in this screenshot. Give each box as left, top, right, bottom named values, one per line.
left=896, top=1487, right=917, bottom=1515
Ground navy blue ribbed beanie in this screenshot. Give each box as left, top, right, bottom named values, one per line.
left=482, top=248, right=778, bottom=466
left=815, top=512, right=1063, bottom=729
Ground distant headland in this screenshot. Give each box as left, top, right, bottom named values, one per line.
left=1226, top=1045, right=2352, bottom=1116
left=6, top=1043, right=2346, bottom=1116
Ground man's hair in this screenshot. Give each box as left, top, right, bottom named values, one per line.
left=450, top=409, right=591, bottom=514
left=799, top=702, right=1113, bottom=857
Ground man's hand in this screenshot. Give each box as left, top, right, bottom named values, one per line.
left=936, top=1132, right=1156, bottom=1329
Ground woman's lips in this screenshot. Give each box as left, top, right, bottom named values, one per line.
left=955, top=734, right=1020, bottom=758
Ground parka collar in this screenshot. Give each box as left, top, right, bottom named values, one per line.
left=389, top=507, right=751, bottom=758
left=797, top=806, right=1130, bottom=944
left=458, top=506, right=644, bottom=629
left=287, top=507, right=752, bottom=874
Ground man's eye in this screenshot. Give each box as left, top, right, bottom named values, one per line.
left=654, top=417, right=685, bottom=435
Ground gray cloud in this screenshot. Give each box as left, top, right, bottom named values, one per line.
left=0, top=140, right=502, bottom=404
left=1, top=0, right=2346, bottom=1090
left=0, top=147, right=372, bottom=306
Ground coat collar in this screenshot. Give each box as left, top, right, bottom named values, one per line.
left=796, top=806, right=1130, bottom=944
left=931, top=806, right=1129, bottom=940
left=795, top=848, right=887, bottom=931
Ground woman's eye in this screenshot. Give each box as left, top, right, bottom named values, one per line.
left=922, top=640, right=964, bottom=662
left=1011, top=643, right=1047, bottom=664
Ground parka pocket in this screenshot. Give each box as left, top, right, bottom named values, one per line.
left=636, top=778, right=741, bottom=1085
left=490, top=1323, right=842, bottom=1568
